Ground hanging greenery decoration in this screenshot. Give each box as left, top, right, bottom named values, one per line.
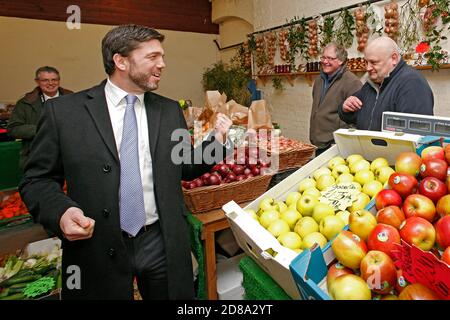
left=286, top=16, right=308, bottom=67
left=321, top=15, right=335, bottom=47
left=335, top=8, right=355, bottom=48
left=399, top=0, right=421, bottom=54
left=272, top=76, right=285, bottom=91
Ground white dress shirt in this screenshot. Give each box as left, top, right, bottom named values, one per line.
left=105, top=79, right=158, bottom=225
left=43, top=91, right=60, bottom=101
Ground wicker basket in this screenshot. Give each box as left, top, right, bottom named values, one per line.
left=183, top=174, right=273, bottom=214
left=269, top=143, right=317, bottom=172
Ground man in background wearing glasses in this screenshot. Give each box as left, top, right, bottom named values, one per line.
left=7, top=66, right=73, bottom=169
left=310, top=43, right=362, bottom=156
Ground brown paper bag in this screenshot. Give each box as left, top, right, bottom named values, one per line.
left=227, top=100, right=249, bottom=126
left=248, top=100, right=273, bottom=130
left=183, top=107, right=203, bottom=129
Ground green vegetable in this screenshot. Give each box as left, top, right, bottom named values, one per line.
left=0, top=274, right=41, bottom=287
left=0, top=292, right=26, bottom=300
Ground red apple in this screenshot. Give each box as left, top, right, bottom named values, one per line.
left=445, top=144, right=450, bottom=165
left=360, top=250, right=397, bottom=294
left=367, top=223, right=401, bottom=258
left=421, top=146, right=445, bottom=162
left=418, top=177, right=448, bottom=203
left=402, top=194, right=436, bottom=222
left=419, top=158, right=448, bottom=181
left=442, top=247, right=450, bottom=265
left=395, top=151, right=422, bottom=177
left=399, top=283, right=440, bottom=300
left=376, top=205, right=405, bottom=229
left=388, top=173, right=418, bottom=199
left=326, top=262, right=354, bottom=292
left=331, top=230, right=368, bottom=269
left=399, top=216, right=436, bottom=251
left=436, top=195, right=450, bottom=218
left=447, top=175, right=450, bottom=194
left=395, top=269, right=409, bottom=294
left=435, top=215, right=450, bottom=249
left=375, top=189, right=403, bottom=210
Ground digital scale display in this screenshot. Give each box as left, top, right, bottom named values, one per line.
left=435, top=122, right=450, bottom=135
left=409, top=120, right=431, bottom=132
left=382, top=112, right=450, bottom=137
left=386, top=118, right=406, bottom=128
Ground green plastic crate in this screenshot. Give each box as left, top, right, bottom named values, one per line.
left=0, top=141, right=22, bottom=191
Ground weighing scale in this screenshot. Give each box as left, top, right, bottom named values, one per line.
left=382, top=112, right=450, bottom=138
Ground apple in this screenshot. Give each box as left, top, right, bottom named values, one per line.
left=349, top=209, right=378, bottom=241
left=435, top=215, right=450, bottom=249
left=346, top=154, right=364, bottom=166
left=296, top=194, right=318, bottom=217
left=328, top=156, right=346, bottom=170
left=336, top=173, right=354, bottom=183
left=388, top=173, right=418, bottom=199
left=302, top=187, right=321, bottom=198
left=313, top=167, right=332, bottom=180
left=326, top=262, right=354, bottom=293
left=402, top=194, right=436, bottom=222
left=380, top=294, right=399, bottom=300
left=331, top=164, right=350, bottom=179
left=399, top=216, right=436, bottom=251
left=436, top=195, right=450, bottom=218
left=349, top=159, right=371, bottom=174
left=336, top=210, right=351, bottom=224
left=370, top=157, right=390, bottom=172
left=367, top=223, right=401, bottom=258
left=376, top=205, right=405, bottom=229
left=350, top=182, right=362, bottom=191
left=395, top=151, right=422, bottom=177
left=280, top=208, right=302, bottom=230
left=312, top=203, right=335, bottom=223
left=277, top=231, right=302, bottom=250
left=418, top=177, right=448, bottom=203
left=298, top=178, right=316, bottom=193
left=244, top=209, right=259, bottom=221
left=354, top=169, right=375, bottom=186
left=267, top=219, right=290, bottom=237
left=360, top=250, right=397, bottom=294
left=348, top=192, right=371, bottom=213
left=421, top=145, right=445, bottom=162
left=285, top=191, right=302, bottom=207
left=301, top=232, right=327, bottom=250
left=294, top=216, right=319, bottom=238
left=331, top=230, right=368, bottom=269
left=442, top=247, right=450, bottom=265
left=319, top=215, right=346, bottom=241
left=375, top=189, right=403, bottom=210
left=445, top=144, right=450, bottom=165
left=316, top=174, right=336, bottom=191
left=362, top=180, right=383, bottom=198
left=419, top=158, right=448, bottom=181
left=395, top=269, right=409, bottom=294
left=259, top=209, right=280, bottom=229
left=274, top=200, right=288, bottom=213
left=329, top=274, right=372, bottom=300
left=258, top=197, right=276, bottom=212
left=374, top=166, right=395, bottom=184
left=399, top=283, right=440, bottom=300
left=447, top=175, right=450, bottom=193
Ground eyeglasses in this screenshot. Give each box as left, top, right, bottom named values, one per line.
left=320, top=56, right=339, bottom=62
left=37, top=78, right=60, bottom=83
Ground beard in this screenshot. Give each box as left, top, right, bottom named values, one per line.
left=129, top=62, right=159, bottom=92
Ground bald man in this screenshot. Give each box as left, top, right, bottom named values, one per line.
left=338, top=36, right=434, bottom=130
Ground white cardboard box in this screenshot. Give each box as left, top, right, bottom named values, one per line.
left=222, top=129, right=424, bottom=299
left=216, top=253, right=246, bottom=300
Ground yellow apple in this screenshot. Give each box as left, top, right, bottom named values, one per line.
left=293, top=248, right=304, bottom=254
left=258, top=197, right=276, bottom=212
left=313, top=167, right=332, bottom=180
left=354, top=169, right=375, bottom=186
left=346, top=154, right=364, bottom=167
left=329, top=274, right=372, bottom=300
left=350, top=182, right=362, bottom=191
left=347, top=192, right=370, bottom=213
left=349, top=209, right=377, bottom=241
left=302, top=187, right=321, bottom=198
left=274, top=200, right=288, bottom=213
left=328, top=156, right=346, bottom=170
left=297, top=178, right=316, bottom=193
left=267, top=219, right=290, bottom=237
left=336, top=173, right=354, bottom=184
left=331, top=164, right=350, bottom=179
left=294, top=216, right=319, bottom=238
left=362, top=180, right=383, bottom=198
left=319, top=215, right=346, bottom=241
left=245, top=209, right=259, bottom=221
left=296, top=194, right=319, bottom=216
left=312, top=203, right=335, bottom=223
left=374, top=166, right=395, bottom=184
left=349, top=159, right=371, bottom=174
left=277, top=232, right=302, bottom=250
left=336, top=210, right=351, bottom=224
left=285, top=191, right=302, bottom=207
left=301, top=232, right=328, bottom=249
left=280, top=208, right=302, bottom=229
left=370, top=157, right=389, bottom=172
left=259, top=209, right=280, bottom=228
left=316, top=174, right=336, bottom=191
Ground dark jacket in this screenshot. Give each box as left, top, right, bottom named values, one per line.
left=7, top=87, right=73, bottom=169
left=310, top=66, right=362, bottom=148
left=338, top=59, right=434, bottom=130
left=19, top=81, right=226, bottom=300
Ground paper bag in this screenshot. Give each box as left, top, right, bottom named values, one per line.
left=248, top=100, right=273, bottom=130
left=183, top=107, right=203, bottom=129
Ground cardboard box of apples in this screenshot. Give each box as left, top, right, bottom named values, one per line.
left=289, top=143, right=450, bottom=300
left=222, top=129, right=427, bottom=299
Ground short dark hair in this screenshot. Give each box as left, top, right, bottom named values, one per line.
left=102, top=24, right=165, bottom=75
left=35, top=66, right=60, bottom=80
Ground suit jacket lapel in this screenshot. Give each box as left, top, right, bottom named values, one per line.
left=144, top=92, right=161, bottom=159
left=84, top=81, right=119, bottom=163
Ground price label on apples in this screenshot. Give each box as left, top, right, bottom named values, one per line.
left=319, top=183, right=361, bottom=211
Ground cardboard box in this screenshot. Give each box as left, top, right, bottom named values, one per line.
left=223, top=129, right=424, bottom=299
left=216, top=253, right=246, bottom=300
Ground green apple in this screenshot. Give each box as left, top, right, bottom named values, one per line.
left=319, top=215, right=346, bottom=241
left=274, top=200, right=288, bottom=213
left=294, top=216, right=319, bottom=238
left=374, top=166, right=395, bottom=184
left=347, top=192, right=370, bottom=213
left=354, top=169, right=375, bottom=186
left=259, top=209, right=280, bottom=229
left=316, top=174, right=336, bottom=191
left=297, top=178, right=316, bottom=193
left=349, top=159, right=371, bottom=174
left=328, top=156, right=346, bottom=170
left=362, top=180, right=383, bottom=198
left=349, top=209, right=377, bottom=241
left=312, top=203, right=335, bottom=223
left=301, top=232, right=328, bottom=249
left=296, top=194, right=318, bottom=216
left=245, top=209, right=259, bottom=221
left=302, top=187, right=321, bottom=198
left=280, top=208, right=302, bottom=229
left=278, top=232, right=302, bottom=250
left=313, top=167, right=332, bottom=181
left=346, top=154, right=364, bottom=167
left=258, top=197, right=276, bottom=212
left=336, top=173, right=354, bottom=184
left=285, top=191, right=302, bottom=207
left=267, top=219, right=290, bottom=237
left=332, top=164, right=350, bottom=179
left=336, top=210, right=351, bottom=224
left=370, top=157, right=389, bottom=172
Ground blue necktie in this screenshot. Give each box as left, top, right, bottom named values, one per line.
left=119, top=94, right=146, bottom=237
